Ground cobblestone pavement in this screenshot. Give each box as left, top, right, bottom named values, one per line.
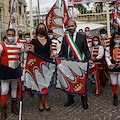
left=1, top=81, right=120, bottom=120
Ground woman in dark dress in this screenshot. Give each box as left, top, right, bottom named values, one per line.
left=30, top=23, right=56, bottom=111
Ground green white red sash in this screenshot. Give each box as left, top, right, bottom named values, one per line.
left=66, top=33, right=85, bottom=60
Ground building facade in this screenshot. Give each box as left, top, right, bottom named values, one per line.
left=0, top=0, right=27, bottom=41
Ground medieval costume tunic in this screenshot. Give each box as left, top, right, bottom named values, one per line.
left=0, top=39, right=22, bottom=119
left=90, top=45, right=104, bottom=95
left=106, top=43, right=120, bottom=106
left=51, top=38, right=61, bottom=54
left=106, top=45, right=120, bottom=73
left=17, top=38, right=26, bottom=44
left=99, top=36, right=111, bottom=86
left=100, top=37, right=111, bottom=49
left=86, top=35, right=93, bottom=48
left=0, top=41, right=22, bottom=81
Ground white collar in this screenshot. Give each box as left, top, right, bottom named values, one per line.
left=73, top=31, right=77, bottom=37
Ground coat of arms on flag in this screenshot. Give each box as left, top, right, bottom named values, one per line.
left=55, top=58, right=89, bottom=96
left=24, top=51, right=55, bottom=95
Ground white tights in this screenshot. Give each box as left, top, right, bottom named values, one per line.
left=110, top=73, right=120, bottom=85
left=1, top=80, right=18, bottom=98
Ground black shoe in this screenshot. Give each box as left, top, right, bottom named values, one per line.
left=45, top=107, right=50, bottom=111
left=39, top=108, right=44, bottom=112
left=81, top=96, right=88, bottom=109
left=113, top=94, right=118, bottom=106
left=64, top=100, right=74, bottom=107
left=91, top=80, right=95, bottom=84
left=82, top=102, right=88, bottom=109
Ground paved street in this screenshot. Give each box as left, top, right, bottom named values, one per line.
left=1, top=81, right=120, bottom=120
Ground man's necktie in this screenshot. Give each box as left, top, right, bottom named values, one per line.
left=69, top=35, right=74, bottom=58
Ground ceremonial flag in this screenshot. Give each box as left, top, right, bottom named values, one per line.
left=69, top=0, right=114, bottom=3
left=111, top=0, right=120, bottom=29
left=24, top=51, right=55, bottom=95
left=55, top=58, right=89, bottom=96
left=45, top=0, right=69, bottom=42
left=62, top=0, right=69, bottom=26
left=9, top=0, right=16, bottom=29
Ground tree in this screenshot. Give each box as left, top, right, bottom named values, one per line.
left=74, top=3, right=87, bottom=14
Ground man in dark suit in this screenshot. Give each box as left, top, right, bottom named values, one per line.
left=59, top=20, right=92, bottom=109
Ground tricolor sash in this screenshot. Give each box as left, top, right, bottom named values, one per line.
left=66, top=34, right=85, bottom=60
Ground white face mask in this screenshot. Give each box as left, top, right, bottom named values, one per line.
left=85, top=32, right=90, bottom=37
left=26, top=38, right=31, bottom=43
left=101, top=34, right=107, bottom=39
left=7, top=37, right=15, bottom=43
left=32, top=35, right=36, bottom=39
left=93, top=41, right=99, bottom=46
left=114, top=40, right=120, bottom=45
left=49, top=35, right=53, bottom=39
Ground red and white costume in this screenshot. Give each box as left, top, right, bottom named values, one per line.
left=100, top=37, right=111, bottom=49
left=0, top=42, right=21, bottom=69
left=51, top=38, right=61, bottom=54
left=86, top=36, right=93, bottom=49
left=90, top=45, right=104, bottom=95
left=17, top=38, right=26, bottom=44
left=106, top=46, right=120, bottom=95
left=0, top=41, right=22, bottom=105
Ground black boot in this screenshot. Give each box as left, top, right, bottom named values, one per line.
left=1, top=103, right=7, bottom=120
left=113, top=94, right=118, bottom=106
left=64, top=94, right=74, bottom=107
left=11, top=98, right=19, bottom=115
left=81, top=95, right=88, bottom=109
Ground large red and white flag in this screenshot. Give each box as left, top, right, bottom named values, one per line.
left=45, top=0, right=69, bottom=42
left=24, top=51, right=55, bottom=95
left=55, top=58, right=89, bottom=96
left=9, top=0, right=16, bottom=29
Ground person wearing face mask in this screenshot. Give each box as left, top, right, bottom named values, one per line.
left=32, top=29, right=36, bottom=39
left=105, top=32, right=120, bottom=106
left=48, top=30, right=61, bottom=54
left=59, top=20, right=93, bottom=109
left=17, top=30, right=26, bottom=45
left=90, top=36, right=104, bottom=96
left=84, top=27, right=95, bottom=84
left=99, top=29, right=110, bottom=87
left=30, top=23, right=57, bottom=112
left=21, top=33, right=31, bottom=81
left=0, top=29, right=22, bottom=120
left=85, top=27, right=93, bottom=48
left=99, top=29, right=111, bottom=49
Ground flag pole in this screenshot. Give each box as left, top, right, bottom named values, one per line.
left=29, top=0, right=34, bottom=38
left=106, top=6, right=110, bottom=37
left=37, top=0, right=41, bottom=23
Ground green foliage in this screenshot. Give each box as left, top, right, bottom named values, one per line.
left=74, top=3, right=87, bottom=14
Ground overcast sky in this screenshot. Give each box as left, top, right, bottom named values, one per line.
left=26, top=0, right=59, bottom=11
left=25, top=0, right=94, bottom=12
